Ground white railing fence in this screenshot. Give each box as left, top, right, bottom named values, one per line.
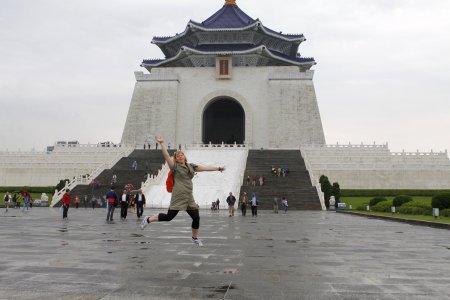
left=50, top=145, right=135, bottom=207
left=300, top=147, right=326, bottom=210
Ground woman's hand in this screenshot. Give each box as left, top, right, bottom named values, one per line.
left=155, top=136, right=164, bottom=144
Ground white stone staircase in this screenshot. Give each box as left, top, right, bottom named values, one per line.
left=142, top=147, right=248, bottom=209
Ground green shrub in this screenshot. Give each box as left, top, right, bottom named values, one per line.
left=341, top=189, right=450, bottom=197
left=371, top=201, right=392, bottom=212
left=431, top=193, right=450, bottom=210
left=441, top=209, right=450, bottom=217
left=369, top=197, right=387, bottom=207
left=397, top=206, right=432, bottom=215
left=392, top=195, right=412, bottom=207
left=401, top=201, right=431, bottom=209
left=0, top=186, right=54, bottom=193
left=355, top=205, right=368, bottom=211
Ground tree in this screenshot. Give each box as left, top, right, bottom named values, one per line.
left=319, top=175, right=332, bottom=209
left=55, top=179, right=69, bottom=192
left=332, top=182, right=341, bottom=205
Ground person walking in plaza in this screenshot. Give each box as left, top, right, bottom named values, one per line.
left=62, top=189, right=71, bottom=219
left=216, top=198, right=220, bottom=210
left=226, top=192, right=236, bottom=217
left=12, top=193, right=18, bottom=208
left=120, top=188, right=130, bottom=220
left=251, top=192, right=259, bottom=217
left=74, top=196, right=80, bottom=208
left=106, top=187, right=118, bottom=222
left=239, top=192, right=248, bottom=216
left=22, top=192, right=30, bottom=212
left=273, top=197, right=279, bottom=213
left=91, top=195, right=96, bottom=209
left=141, top=136, right=225, bottom=247
left=4, top=192, right=11, bottom=212
left=83, top=195, right=88, bottom=209
left=281, top=197, right=288, bottom=213
left=134, top=189, right=146, bottom=218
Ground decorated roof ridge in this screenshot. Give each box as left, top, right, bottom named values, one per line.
left=152, top=3, right=305, bottom=44
left=152, top=20, right=305, bottom=44
left=200, top=2, right=254, bottom=28
left=225, top=0, right=236, bottom=6
left=141, top=44, right=315, bottom=67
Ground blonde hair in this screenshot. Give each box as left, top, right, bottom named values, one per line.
left=173, top=150, right=187, bottom=164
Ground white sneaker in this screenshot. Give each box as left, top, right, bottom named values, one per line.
left=140, top=216, right=150, bottom=230
left=192, top=238, right=203, bottom=247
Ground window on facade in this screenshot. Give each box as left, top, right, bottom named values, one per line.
left=219, top=59, right=229, bottom=75
left=216, top=57, right=232, bottom=79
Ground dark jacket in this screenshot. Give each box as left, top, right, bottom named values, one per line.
left=120, top=193, right=130, bottom=206
left=226, top=195, right=236, bottom=206
left=134, top=193, right=146, bottom=205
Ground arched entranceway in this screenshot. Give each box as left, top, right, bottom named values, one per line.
left=202, top=98, right=245, bottom=144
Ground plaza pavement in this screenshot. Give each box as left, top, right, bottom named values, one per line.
left=1, top=207, right=450, bottom=300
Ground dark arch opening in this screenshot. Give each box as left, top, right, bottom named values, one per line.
left=202, top=98, right=245, bottom=144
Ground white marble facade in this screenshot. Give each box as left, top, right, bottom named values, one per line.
left=121, top=66, right=325, bottom=149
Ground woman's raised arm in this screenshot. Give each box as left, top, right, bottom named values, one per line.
left=155, top=136, right=174, bottom=169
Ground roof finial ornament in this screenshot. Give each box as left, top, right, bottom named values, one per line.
left=225, top=0, right=236, bottom=6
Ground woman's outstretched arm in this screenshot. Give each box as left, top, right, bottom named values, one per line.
left=195, top=165, right=225, bottom=173
left=155, top=136, right=174, bottom=169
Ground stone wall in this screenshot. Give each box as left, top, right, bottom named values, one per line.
left=0, top=144, right=132, bottom=186
left=121, top=66, right=325, bottom=148
left=301, top=144, right=450, bottom=189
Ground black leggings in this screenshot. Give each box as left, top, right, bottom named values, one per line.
left=158, top=209, right=200, bottom=229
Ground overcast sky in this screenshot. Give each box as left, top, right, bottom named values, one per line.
left=1, top=0, right=449, bottom=156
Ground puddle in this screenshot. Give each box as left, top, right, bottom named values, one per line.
left=130, top=233, right=144, bottom=238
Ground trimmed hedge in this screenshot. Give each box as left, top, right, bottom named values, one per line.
left=431, top=193, right=450, bottom=210
left=356, top=205, right=368, bottom=211
left=369, top=197, right=387, bottom=207
left=401, top=201, right=431, bottom=209
left=0, top=186, right=54, bottom=193
left=341, top=189, right=450, bottom=197
left=441, top=209, right=450, bottom=217
left=397, top=206, right=432, bottom=215
left=392, top=195, right=413, bottom=207
left=371, top=200, right=393, bottom=212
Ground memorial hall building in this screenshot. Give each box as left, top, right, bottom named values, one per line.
left=1, top=0, right=449, bottom=208
left=121, top=0, right=325, bottom=149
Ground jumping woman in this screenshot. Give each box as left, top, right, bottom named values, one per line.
left=140, top=136, right=225, bottom=246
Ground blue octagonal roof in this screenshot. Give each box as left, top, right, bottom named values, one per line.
left=196, top=3, right=255, bottom=28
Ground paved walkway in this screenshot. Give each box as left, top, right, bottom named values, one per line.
left=1, top=207, right=450, bottom=299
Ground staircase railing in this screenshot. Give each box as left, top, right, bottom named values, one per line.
left=300, top=147, right=326, bottom=210
left=141, top=163, right=168, bottom=192
left=50, top=144, right=135, bottom=207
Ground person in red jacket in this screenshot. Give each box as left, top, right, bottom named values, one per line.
left=62, top=189, right=71, bottom=219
